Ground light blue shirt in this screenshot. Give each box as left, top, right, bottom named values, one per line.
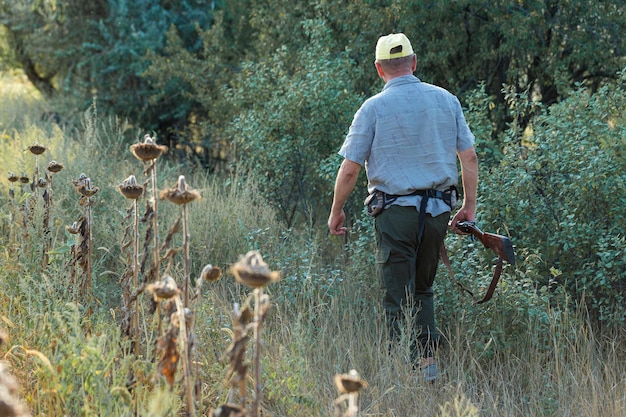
left=339, top=75, right=475, bottom=215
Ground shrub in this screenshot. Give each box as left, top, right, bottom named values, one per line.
left=225, top=19, right=363, bottom=227
left=478, top=71, right=626, bottom=325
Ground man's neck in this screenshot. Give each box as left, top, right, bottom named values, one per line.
left=383, top=71, right=413, bottom=83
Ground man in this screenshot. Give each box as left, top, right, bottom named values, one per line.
left=328, top=33, right=478, bottom=381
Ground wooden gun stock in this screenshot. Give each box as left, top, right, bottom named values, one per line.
left=456, top=221, right=515, bottom=265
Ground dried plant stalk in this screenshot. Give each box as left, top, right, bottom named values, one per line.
left=147, top=277, right=196, bottom=415
left=131, top=134, right=166, bottom=338
left=71, top=174, right=99, bottom=298
left=159, top=175, right=204, bottom=414
left=7, top=173, right=18, bottom=248
left=334, top=370, right=367, bottom=417
left=117, top=175, right=144, bottom=356
left=159, top=175, right=201, bottom=307
left=149, top=159, right=161, bottom=331
left=27, top=142, right=47, bottom=196
left=230, top=251, right=280, bottom=417
left=132, top=135, right=165, bottom=284
left=174, top=296, right=195, bottom=417
left=223, top=300, right=253, bottom=407
left=42, top=161, right=63, bottom=267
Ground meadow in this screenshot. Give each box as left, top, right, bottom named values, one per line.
left=0, top=71, right=625, bottom=417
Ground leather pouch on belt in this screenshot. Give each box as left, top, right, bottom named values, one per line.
left=364, top=190, right=385, bottom=217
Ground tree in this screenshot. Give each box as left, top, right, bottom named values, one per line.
left=0, top=0, right=216, bottom=130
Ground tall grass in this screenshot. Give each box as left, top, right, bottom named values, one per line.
left=0, top=73, right=624, bottom=417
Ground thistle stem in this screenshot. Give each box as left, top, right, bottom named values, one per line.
left=149, top=160, right=162, bottom=336
left=43, top=175, right=52, bottom=267
left=182, top=204, right=190, bottom=308
left=347, top=393, right=358, bottom=417
left=133, top=198, right=140, bottom=356
left=182, top=202, right=197, bottom=413
left=150, top=160, right=160, bottom=283
left=86, top=200, right=92, bottom=296
left=175, top=297, right=195, bottom=417
left=252, top=288, right=263, bottom=417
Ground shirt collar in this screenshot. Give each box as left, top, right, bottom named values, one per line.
left=382, top=75, right=422, bottom=91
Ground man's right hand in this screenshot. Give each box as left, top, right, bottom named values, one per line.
left=328, top=209, right=348, bottom=235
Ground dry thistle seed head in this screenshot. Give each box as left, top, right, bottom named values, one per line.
left=117, top=175, right=144, bottom=200
left=230, top=250, right=281, bottom=289
left=36, top=178, right=47, bottom=188
left=146, top=275, right=181, bottom=301
left=200, top=264, right=222, bottom=282
left=27, top=142, right=47, bottom=155
left=19, top=174, right=29, bottom=184
left=72, top=174, right=99, bottom=197
left=66, top=221, right=80, bottom=234
left=47, top=161, right=64, bottom=173
left=8, top=173, right=18, bottom=183
left=334, top=369, right=368, bottom=394
left=159, top=175, right=201, bottom=205
left=71, top=173, right=87, bottom=189
left=130, top=134, right=168, bottom=161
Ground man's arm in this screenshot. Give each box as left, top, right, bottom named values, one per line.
left=328, top=159, right=361, bottom=235
left=450, top=146, right=478, bottom=231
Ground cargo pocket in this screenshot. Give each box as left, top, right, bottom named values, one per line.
left=375, top=246, right=390, bottom=264
left=375, top=246, right=390, bottom=285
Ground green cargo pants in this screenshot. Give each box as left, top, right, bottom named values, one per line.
left=375, top=205, right=450, bottom=362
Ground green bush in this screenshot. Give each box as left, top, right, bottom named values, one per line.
left=477, top=71, right=626, bottom=324
left=225, top=19, right=362, bottom=227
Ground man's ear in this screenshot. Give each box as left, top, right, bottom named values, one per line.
left=412, top=55, right=417, bottom=72
left=375, top=61, right=385, bottom=78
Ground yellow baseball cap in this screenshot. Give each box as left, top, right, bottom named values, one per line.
left=375, top=33, right=414, bottom=61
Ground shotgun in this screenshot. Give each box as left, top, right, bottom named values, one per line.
left=441, top=221, right=515, bottom=304
left=455, top=221, right=515, bottom=265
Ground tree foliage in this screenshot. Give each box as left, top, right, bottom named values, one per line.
left=3, top=1, right=624, bottom=156
left=0, top=0, right=216, bottom=129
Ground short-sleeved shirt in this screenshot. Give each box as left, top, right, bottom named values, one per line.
left=339, top=75, right=475, bottom=216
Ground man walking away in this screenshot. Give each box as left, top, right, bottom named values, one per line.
left=328, top=33, right=478, bottom=381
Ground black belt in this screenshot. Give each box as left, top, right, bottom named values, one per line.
left=385, top=187, right=456, bottom=245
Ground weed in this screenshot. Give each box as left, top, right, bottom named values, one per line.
left=69, top=173, right=99, bottom=301
left=43, top=161, right=64, bottom=266
left=333, top=369, right=368, bottom=417
left=159, top=175, right=201, bottom=307
left=228, top=251, right=281, bottom=417
left=117, top=174, right=144, bottom=357
left=130, top=134, right=167, bottom=284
